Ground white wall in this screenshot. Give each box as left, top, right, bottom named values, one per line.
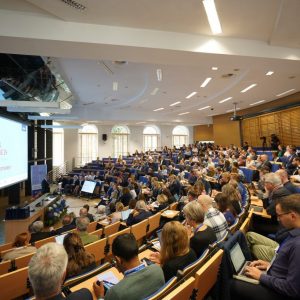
left=63, top=125, right=193, bottom=166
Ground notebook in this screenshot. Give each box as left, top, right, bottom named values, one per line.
left=121, top=209, right=132, bottom=221
left=97, top=271, right=120, bottom=290
left=249, top=205, right=263, bottom=213
left=230, top=243, right=259, bottom=284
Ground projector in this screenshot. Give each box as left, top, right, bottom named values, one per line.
left=230, top=115, right=243, bottom=121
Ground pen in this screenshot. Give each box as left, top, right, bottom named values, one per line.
left=102, top=280, right=116, bottom=286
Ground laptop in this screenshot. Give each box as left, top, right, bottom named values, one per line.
left=121, top=209, right=133, bottom=221
left=249, top=205, right=263, bottom=213
left=229, top=243, right=259, bottom=284
left=152, top=229, right=162, bottom=251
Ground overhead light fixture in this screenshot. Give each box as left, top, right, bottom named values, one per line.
left=153, top=107, right=164, bottom=111
left=7, top=107, right=71, bottom=114
left=249, top=100, right=265, bottom=106
left=113, top=82, right=118, bottom=91
left=201, top=77, right=212, bottom=88
left=151, top=88, right=159, bottom=95
left=202, top=0, right=222, bottom=35
left=41, top=125, right=83, bottom=129
left=156, top=69, right=162, bottom=81
left=178, top=112, right=190, bottom=115
left=60, top=0, right=86, bottom=11
left=170, top=101, right=181, bottom=106
left=186, top=92, right=197, bottom=99
left=219, top=97, right=232, bottom=103
left=198, top=106, right=211, bottom=111
left=241, top=83, right=257, bottom=93
left=40, top=113, right=50, bottom=117
left=0, top=100, right=59, bottom=108
left=28, top=115, right=78, bottom=120
left=266, top=71, right=274, bottom=76
left=212, top=67, right=218, bottom=70
left=276, top=89, right=295, bottom=97
left=136, top=122, right=146, bottom=124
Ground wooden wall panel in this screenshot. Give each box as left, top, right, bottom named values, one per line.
left=241, top=106, right=300, bottom=147
left=193, top=125, right=214, bottom=141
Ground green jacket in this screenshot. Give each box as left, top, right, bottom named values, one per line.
left=78, top=231, right=98, bottom=245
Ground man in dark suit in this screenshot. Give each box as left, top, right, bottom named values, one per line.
left=54, top=214, right=76, bottom=235
left=41, top=175, right=50, bottom=194
left=259, top=154, right=272, bottom=171
left=29, top=243, right=92, bottom=300
left=29, top=221, right=54, bottom=244
left=285, top=145, right=297, bottom=175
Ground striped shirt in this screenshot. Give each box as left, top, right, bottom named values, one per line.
left=204, top=207, right=228, bottom=241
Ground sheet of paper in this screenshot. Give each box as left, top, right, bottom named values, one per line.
left=97, top=271, right=120, bottom=285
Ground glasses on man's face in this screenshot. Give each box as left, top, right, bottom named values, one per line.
left=276, top=211, right=291, bottom=218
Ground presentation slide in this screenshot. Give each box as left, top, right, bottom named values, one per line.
left=0, top=116, right=28, bottom=189
left=81, top=180, right=96, bottom=194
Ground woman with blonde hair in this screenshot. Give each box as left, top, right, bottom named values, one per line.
left=2, top=232, right=36, bottom=261
left=149, top=221, right=196, bottom=281
left=63, top=232, right=96, bottom=279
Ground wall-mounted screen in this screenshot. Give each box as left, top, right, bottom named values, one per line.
left=0, top=116, right=28, bottom=189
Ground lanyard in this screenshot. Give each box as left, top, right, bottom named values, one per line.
left=194, top=223, right=204, bottom=233
left=124, top=264, right=146, bottom=277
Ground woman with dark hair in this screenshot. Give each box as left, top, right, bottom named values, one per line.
left=63, top=232, right=96, bottom=279
left=214, top=193, right=237, bottom=226
left=149, top=221, right=196, bottom=281
left=2, top=232, right=36, bottom=261
left=119, top=187, right=132, bottom=206
left=221, top=183, right=242, bottom=214
left=162, top=188, right=177, bottom=204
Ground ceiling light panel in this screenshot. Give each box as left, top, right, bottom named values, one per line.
left=212, top=67, right=218, bottom=70
left=186, top=92, right=197, bottom=99
left=266, top=71, right=274, bottom=76
left=202, top=0, right=222, bottom=35
left=201, top=77, right=212, bottom=88
left=156, top=69, right=162, bottom=81
left=241, top=84, right=257, bottom=93
left=170, top=101, right=181, bottom=106
left=249, top=100, right=265, bottom=106
left=276, top=89, right=295, bottom=97
left=219, top=97, right=232, bottom=104
left=153, top=107, right=164, bottom=111
left=178, top=112, right=190, bottom=115
left=198, top=106, right=211, bottom=111
left=113, top=81, right=118, bottom=91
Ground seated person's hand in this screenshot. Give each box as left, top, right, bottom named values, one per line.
left=149, top=251, right=161, bottom=264
left=132, top=209, right=139, bottom=217
left=93, top=280, right=105, bottom=298
left=249, top=259, right=269, bottom=270
left=244, top=266, right=262, bottom=280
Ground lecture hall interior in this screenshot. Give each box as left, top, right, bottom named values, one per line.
left=0, top=1, right=300, bottom=300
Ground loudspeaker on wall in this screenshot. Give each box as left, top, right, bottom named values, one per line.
left=102, top=134, right=107, bottom=141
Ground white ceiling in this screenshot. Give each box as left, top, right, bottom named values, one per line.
left=0, top=0, right=300, bottom=126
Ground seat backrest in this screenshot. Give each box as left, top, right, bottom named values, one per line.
left=87, top=221, right=98, bottom=233
left=84, top=238, right=107, bottom=263
left=239, top=211, right=253, bottom=234
left=130, top=219, right=148, bottom=241
left=194, top=249, right=224, bottom=300
left=0, top=242, right=13, bottom=254
left=103, top=221, right=121, bottom=237
left=228, top=217, right=239, bottom=234
left=89, top=228, right=103, bottom=238
left=162, top=277, right=195, bottom=300
left=144, top=276, right=177, bottom=300
left=181, top=249, right=209, bottom=277
left=34, top=236, right=56, bottom=248
left=0, top=260, right=11, bottom=275
left=15, top=252, right=35, bottom=269
left=107, top=228, right=130, bottom=255
left=0, top=267, right=29, bottom=299
left=169, top=202, right=178, bottom=211
left=147, top=212, right=161, bottom=235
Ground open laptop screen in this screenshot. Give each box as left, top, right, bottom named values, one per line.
left=230, top=243, right=246, bottom=273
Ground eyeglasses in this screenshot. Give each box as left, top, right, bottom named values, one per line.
left=276, top=211, right=291, bottom=218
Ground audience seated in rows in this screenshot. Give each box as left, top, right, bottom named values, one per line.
left=29, top=220, right=54, bottom=244
left=2, top=232, right=36, bottom=261
left=126, top=200, right=152, bottom=226
left=80, top=206, right=94, bottom=222
left=214, top=193, right=237, bottom=226
left=55, top=214, right=76, bottom=235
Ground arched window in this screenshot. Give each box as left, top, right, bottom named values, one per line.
left=143, top=126, right=160, bottom=152
left=52, top=122, right=64, bottom=166
left=172, top=126, right=189, bottom=148
left=112, top=125, right=130, bottom=158
left=78, top=124, right=98, bottom=165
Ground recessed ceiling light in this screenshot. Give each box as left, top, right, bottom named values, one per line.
left=250, top=100, right=265, bottom=106
left=202, top=0, right=222, bottom=35
left=156, top=69, right=162, bottom=81
left=153, top=107, right=164, bottom=112
left=113, top=81, right=118, bottom=91
left=212, top=67, right=218, bottom=70
left=186, top=92, right=197, bottom=99
left=178, top=112, right=190, bottom=115
left=241, top=83, right=257, bottom=93
left=219, top=97, right=232, bottom=103
left=276, top=89, right=295, bottom=97
left=150, top=88, right=159, bottom=95
left=266, top=71, right=274, bottom=76
left=170, top=101, right=181, bottom=106
left=201, top=77, right=212, bottom=88
left=136, top=122, right=146, bottom=124
left=198, top=106, right=211, bottom=111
